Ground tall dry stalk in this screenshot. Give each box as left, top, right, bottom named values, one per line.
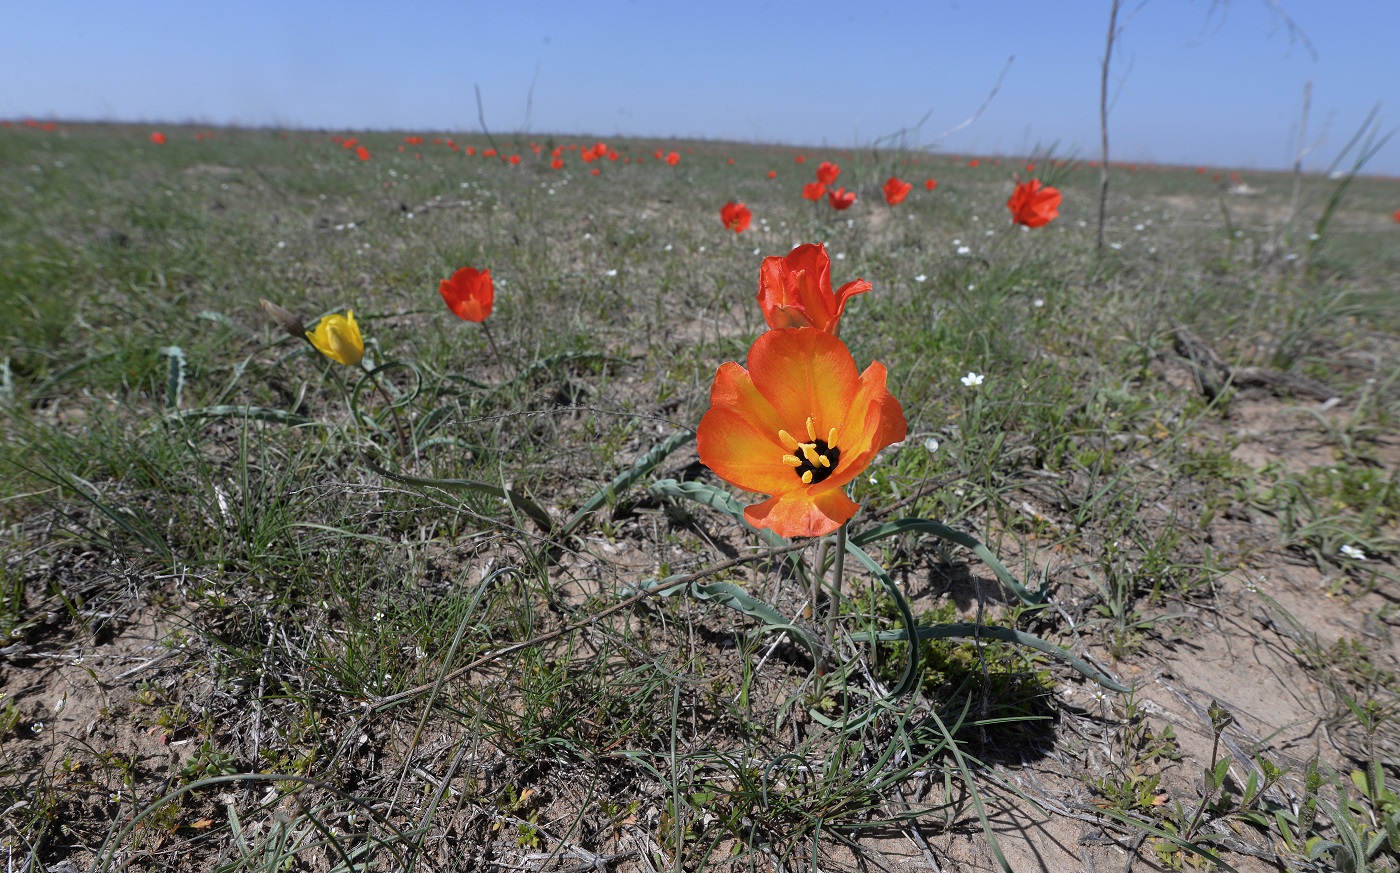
left=1096, top=0, right=1120, bottom=254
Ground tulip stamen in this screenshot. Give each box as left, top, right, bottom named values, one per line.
left=778, top=430, right=801, bottom=452
left=805, top=417, right=818, bottom=442
left=782, top=429, right=841, bottom=486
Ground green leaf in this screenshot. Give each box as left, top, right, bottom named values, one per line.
left=159, top=346, right=186, bottom=410
left=851, top=517, right=1048, bottom=606
left=647, top=479, right=787, bottom=548
left=687, top=580, right=821, bottom=662
left=366, top=461, right=553, bottom=533
left=166, top=405, right=317, bottom=426
left=848, top=622, right=1129, bottom=693
left=561, top=431, right=693, bottom=537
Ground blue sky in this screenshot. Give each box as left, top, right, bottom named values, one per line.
left=4, top=1, right=1397, bottom=174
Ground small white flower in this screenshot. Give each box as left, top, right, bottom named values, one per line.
left=914, top=274, right=926, bottom=282
left=869, top=476, right=878, bottom=485
left=923, top=437, right=940, bottom=453
left=952, top=238, right=961, bottom=245
left=834, top=252, right=846, bottom=260
left=605, top=269, right=618, bottom=277
left=1033, top=298, right=1045, bottom=308
left=846, top=219, right=854, bottom=228
left=373, top=611, right=385, bottom=622
left=967, top=284, right=975, bottom=291
left=1109, top=242, right=1122, bottom=250
left=31, top=722, right=43, bottom=735
left=109, top=791, right=123, bottom=803
left=1308, top=233, right=1320, bottom=241
left=276, top=241, right=286, bottom=249
left=583, top=232, right=591, bottom=239
left=956, top=245, right=971, bottom=256
left=753, top=248, right=762, bottom=256
left=961, top=372, right=985, bottom=387
left=405, top=212, right=415, bottom=220
left=698, top=245, right=706, bottom=252
left=663, top=244, right=672, bottom=251
left=1134, top=224, right=1145, bottom=231
left=1340, top=544, right=1367, bottom=561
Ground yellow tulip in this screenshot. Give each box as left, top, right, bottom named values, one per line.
left=306, top=310, right=364, bottom=366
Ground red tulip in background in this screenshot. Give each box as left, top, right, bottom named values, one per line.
left=924, top=178, right=937, bottom=190
left=439, top=267, right=494, bottom=322
left=1393, top=208, right=1400, bottom=223
left=756, top=243, right=870, bottom=334
left=665, top=151, right=680, bottom=166
left=1006, top=180, right=1061, bottom=228
left=767, top=170, right=778, bottom=179
left=882, top=177, right=912, bottom=206
left=551, top=158, right=564, bottom=170
left=827, top=187, right=856, bottom=211
left=150, top=131, right=166, bottom=145
left=816, top=161, right=840, bottom=186
left=508, top=154, right=521, bottom=165
left=590, top=168, right=601, bottom=176
left=802, top=182, right=827, bottom=201
left=795, top=155, right=807, bottom=164
left=967, top=159, right=980, bottom=168
left=355, top=146, right=370, bottom=161
left=720, top=201, right=752, bottom=233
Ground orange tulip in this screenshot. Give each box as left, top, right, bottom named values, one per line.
left=150, top=131, right=166, bottom=145
left=696, top=328, right=906, bottom=538
left=355, top=146, right=370, bottom=161
left=551, top=157, right=564, bottom=170
left=665, top=151, right=680, bottom=166
left=1006, top=179, right=1061, bottom=228
left=720, top=201, right=752, bottom=233
left=439, top=267, right=493, bottom=322
left=816, top=161, right=840, bottom=186
left=756, top=243, right=869, bottom=334
left=882, top=176, right=912, bottom=205
left=827, top=186, right=856, bottom=210
left=802, top=182, right=827, bottom=201
left=924, top=178, right=937, bottom=190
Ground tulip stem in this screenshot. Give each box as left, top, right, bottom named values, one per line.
left=826, top=522, right=848, bottom=642
left=810, top=537, right=829, bottom=621
left=480, top=321, right=509, bottom=376
left=367, top=369, right=411, bottom=457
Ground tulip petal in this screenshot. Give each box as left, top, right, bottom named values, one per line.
left=697, top=407, right=798, bottom=497
left=747, top=329, right=857, bottom=439
left=826, top=361, right=906, bottom=489
left=745, top=486, right=859, bottom=539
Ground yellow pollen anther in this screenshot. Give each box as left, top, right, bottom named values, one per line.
left=801, top=444, right=822, bottom=465
left=782, top=454, right=803, bottom=467
left=818, top=454, right=832, bottom=468
left=777, top=430, right=800, bottom=451
left=805, top=417, right=817, bottom=442
left=801, top=470, right=814, bottom=484
left=828, top=428, right=838, bottom=447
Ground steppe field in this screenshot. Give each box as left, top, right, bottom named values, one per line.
left=2, top=123, right=1399, bottom=872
